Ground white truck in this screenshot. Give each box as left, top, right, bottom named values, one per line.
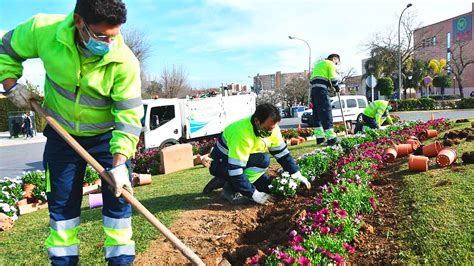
left=141, top=93, right=257, bottom=149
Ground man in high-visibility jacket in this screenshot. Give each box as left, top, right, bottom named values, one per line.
left=202, top=103, right=311, bottom=204
left=310, top=54, right=340, bottom=145
left=361, top=100, right=393, bottom=131
left=0, top=1, right=142, bottom=264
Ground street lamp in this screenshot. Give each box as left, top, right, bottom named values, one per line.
left=288, top=35, right=311, bottom=104
left=398, top=3, right=413, bottom=100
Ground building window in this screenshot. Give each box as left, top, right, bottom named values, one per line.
left=431, top=36, right=437, bottom=46
left=447, top=32, right=451, bottom=49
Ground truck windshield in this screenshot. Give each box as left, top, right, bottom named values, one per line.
left=141, top=104, right=147, bottom=127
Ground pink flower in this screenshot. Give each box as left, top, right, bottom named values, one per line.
left=284, top=257, right=296, bottom=264
left=369, top=197, right=376, bottom=209
left=292, top=244, right=305, bottom=252
left=291, top=234, right=304, bottom=245
left=298, top=256, right=310, bottom=266
left=333, top=253, right=345, bottom=266
left=250, top=255, right=259, bottom=265
left=332, top=200, right=340, bottom=209
left=336, top=209, right=348, bottom=219
left=343, top=243, right=355, bottom=253
left=276, top=251, right=289, bottom=260
left=289, top=230, right=298, bottom=237
left=339, top=186, right=348, bottom=193
left=320, top=226, right=330, bottom=234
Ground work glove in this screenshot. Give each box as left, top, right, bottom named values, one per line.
left=5, top=83, right=42, bottom=109
left=251, top=190, right=273, bottom=205
left=107, top=164, right=133, bottom=197
left=292, top=171, right=311, bottom=190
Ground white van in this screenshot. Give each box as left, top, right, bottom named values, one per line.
left=301, top=95, right=368, bottom=126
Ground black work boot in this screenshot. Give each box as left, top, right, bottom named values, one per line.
left=327, top=138, right=339, bottom=146
left=316, top=138, right=326, bottom=145
left=202, top=176, right=226, bottom=194
left=221, top=183, right=249, bottom=205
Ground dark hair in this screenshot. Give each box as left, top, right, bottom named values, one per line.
left=327, top=54, right=340, bottom=61
left=254, top=103, right=281, bottom=123
left=75, top=0, right=127, bottom=25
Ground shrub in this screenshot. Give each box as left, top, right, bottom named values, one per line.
left=84, top=165, right=100, bottom=185
left=281, top=128, right=299, bottom=139
left=132, top=148, right=161, bottom=175
left=21, top=170, right=45, bottom=185
left=458, top=98, right=474, bottom=109
left=0, top=176, right=23, bottom=219
left=375, top=77, right=394, bottom=96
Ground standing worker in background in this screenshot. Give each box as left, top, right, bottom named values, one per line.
left=310, top=54, right=341, bottom=145
left=203, top=103, right=311, bottom=204
left=22, top=112, right=34, bottom=139
left=360, top=100, right=393, bottom=131
left=0, top=0, right=143, bottom=264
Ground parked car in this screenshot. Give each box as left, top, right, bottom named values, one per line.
left=291, top=105, right=307, bottom=118
left=301, top=95, right=368, bottom=126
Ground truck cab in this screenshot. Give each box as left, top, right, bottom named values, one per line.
left=142, top=99, right=182, bottom=149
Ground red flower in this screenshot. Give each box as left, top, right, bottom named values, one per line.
left=250, top=255, right=259, bottom=265
left=298, top=256, right=310, bottom=266
left=336, top=209, right=348, bottom=219
left=320, top=226, right=330, bottom=234
left=343, top=243, right=355, bottom=253
left=369, top=197, right=376, bottom=209
left=284, top=257, right=296, bottom=264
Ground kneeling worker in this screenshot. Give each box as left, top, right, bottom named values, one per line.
left=361, top=100, right=393, bottom=131
left=203, top=103, right=311, bottom=204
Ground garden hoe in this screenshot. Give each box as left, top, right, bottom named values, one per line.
left=333, top=86, right=349, bottom=136
left=31, top=101, right=205, bottom=266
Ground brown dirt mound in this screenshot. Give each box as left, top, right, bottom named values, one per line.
left=455, top=119, right=469, bottom=123
left=461, top=152, right=474, bottom=164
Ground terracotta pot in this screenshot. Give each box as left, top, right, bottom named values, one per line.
left=297, top=136, right=305, bottom=143
left=93, top=179, right=101, bottom=186
left=89, top=193, right=103, bottom=209
left=408, top=155, right=429, bottom=172
left=395, top=144, right=413, bottom=157
left=384, top=147, right=398, bottom=163
left=137, top=174, right=152, bottom=186
left=406, top=139, right=421, bottom=150
left=422, top=141, right=443, bottom=157
left=23, top=183, right=35, bottom=199
left=407, top=136, right=419, bottom=141
left=436, top=147, right=457, bottom=167
left=16, top=198, right=28, bottom=207
left=290, top=138, right=300, bottom=146
left=422, top=129, right=438, bottom=140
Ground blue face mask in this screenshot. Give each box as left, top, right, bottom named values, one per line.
left=80, top=23, right=113, bottom=56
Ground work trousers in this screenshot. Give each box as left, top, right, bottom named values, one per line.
left=43, top=125, right=135, bottom=266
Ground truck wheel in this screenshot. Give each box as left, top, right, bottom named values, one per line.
left=159, top=139, right=178, bottom=150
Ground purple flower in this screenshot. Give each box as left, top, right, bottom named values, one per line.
left=276, top=251, right=289, bottom=260
left=291, top=234, right=304, bottom=245
left=369, top=197, right=376, bottom=209
left=332, top=200, right=340, bottom=209
left=339, top=186, right=348, bottom=193
left=343, top=243, right=355, bottom=253
left=320, top=226, right=330, bottom=234
left=333, top=253, right=345, bottom=266
left=336, top=209, right=348, bottom=219
left=289, top=230, right=298, bottom=237
left=250, top=255, right=259, bottom=265
left=292, top=244, right=305, bottom=252
left=298, top=256, right=310, bottom=266
left=284, top=257, right=296, bottom=264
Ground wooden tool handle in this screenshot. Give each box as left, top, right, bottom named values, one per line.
left=31, top=101, right=204, bottom=265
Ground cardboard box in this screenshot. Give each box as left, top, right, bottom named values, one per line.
left=160, top=144, right=194, bottom=174
left=19, top=201, right=48, bottom=215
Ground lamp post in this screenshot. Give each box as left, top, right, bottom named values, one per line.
left=398, top=3, right=413, bottom=100
left=288, top=35, right=311, bottom=105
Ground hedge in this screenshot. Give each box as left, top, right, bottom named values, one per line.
left=392, top=97, right=474, bottom=111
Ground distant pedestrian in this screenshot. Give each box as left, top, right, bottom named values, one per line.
left=310, top=54, right=341, bottom=145
left=22, top=112, right=34, bottom=139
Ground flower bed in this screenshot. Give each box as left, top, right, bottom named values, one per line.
left=255, top=119, right=451, bottom=265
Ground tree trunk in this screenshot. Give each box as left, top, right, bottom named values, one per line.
left=458, top=79, right=464, bottom=98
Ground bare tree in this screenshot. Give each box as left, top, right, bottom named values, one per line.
left=338, top=67, right=356, bottom=84
left=122, top=28, right=151, bottom=66
left=275, top=77, right=309, bottom=107
left=448, top=41, right=474, bottom=98
left=160, top=65, right=190, bottom=98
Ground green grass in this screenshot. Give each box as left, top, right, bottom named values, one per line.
left=0, top=140, right=319, bottom=264
left=396, top=121, right=474, bottom=264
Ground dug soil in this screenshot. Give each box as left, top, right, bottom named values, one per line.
left=136, top=162, right=407, bottom=265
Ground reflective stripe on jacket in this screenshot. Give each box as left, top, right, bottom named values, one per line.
left=0, top=13, right=143, bottom=158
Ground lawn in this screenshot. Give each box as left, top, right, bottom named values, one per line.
left=396, top=121, right=474, bottom=264
left=0, top=140, right=318, bottom=264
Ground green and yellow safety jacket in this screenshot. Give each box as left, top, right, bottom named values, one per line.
left=0, top=13, right=143, bottom=158
left=363, top=100, right=393, bottom=127
left=310, top=59, right=339, bottom=90
left=214, top=115, right=299, bottom=195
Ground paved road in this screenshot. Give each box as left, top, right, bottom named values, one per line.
left=0, top=142, right=45, bottom=178
left=280, top=109, right=474, bottom=128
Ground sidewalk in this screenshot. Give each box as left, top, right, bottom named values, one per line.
left=0, top=131, right=46, bottom=147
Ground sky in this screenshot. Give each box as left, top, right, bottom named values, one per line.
left=0, top=0, right=472, bottom=89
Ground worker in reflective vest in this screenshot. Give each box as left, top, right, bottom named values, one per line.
left=361, top=100, right=393, bottom=131
left=310, top=54, right=340, bottom=145
left=203, top=103, right=311, bottom=204
left=0, top=0, right=142, bottom=264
